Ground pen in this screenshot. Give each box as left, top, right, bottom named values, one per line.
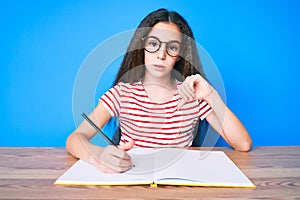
left=81, top=113, right=116, bottom=146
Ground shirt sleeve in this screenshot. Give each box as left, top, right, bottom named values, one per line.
left=199, top=100, right=212, bottom=120
left=99, top=83, right=122, bottom=117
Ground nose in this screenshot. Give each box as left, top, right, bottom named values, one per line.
left=156, top=43, right=167, bottom=60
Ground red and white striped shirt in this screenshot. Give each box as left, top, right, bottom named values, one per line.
left=100, top=81, right=212, bottom=147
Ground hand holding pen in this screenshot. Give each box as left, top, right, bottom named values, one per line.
left=81, top=113, right=134, bottom=173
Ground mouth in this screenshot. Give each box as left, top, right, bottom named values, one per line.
left=153, top=64, right=167, bottom=71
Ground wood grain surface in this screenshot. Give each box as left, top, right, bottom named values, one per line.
left=0, top=146, right=299, bottom=199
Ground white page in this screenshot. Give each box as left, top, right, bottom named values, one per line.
left=55, top=148, right=155, bottom=185
left=153, top=149, right=255, bottom=187
left=55, top=148, right=254, bottom=187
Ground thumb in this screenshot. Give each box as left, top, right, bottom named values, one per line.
left=177, top=98, right=186, bottom=110
left=118, top=139, right=135, bottom=151
left=190, top=74, right=201, bottom=90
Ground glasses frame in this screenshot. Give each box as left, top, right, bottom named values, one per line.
left=141, top=36, right=182, bottom=57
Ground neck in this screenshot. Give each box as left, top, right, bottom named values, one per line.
left=142, top=74, right=176, bottom=90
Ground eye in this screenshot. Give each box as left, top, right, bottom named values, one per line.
left=148, top=41, right=159, bottom=47
left=167, top=43, right=180, bottom=52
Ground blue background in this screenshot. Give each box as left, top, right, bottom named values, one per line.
left=1, top=0, right=299, bottom=147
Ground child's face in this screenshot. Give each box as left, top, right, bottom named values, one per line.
left=144, top=22, right=182, bottom=80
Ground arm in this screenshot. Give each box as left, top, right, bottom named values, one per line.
left=66, top=102, right=134, bottom=172
left=178, top=74, right=252, bottom=151
left=204, top=89, right=252, bottom=151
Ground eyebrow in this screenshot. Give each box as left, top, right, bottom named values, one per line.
left=147, top=35, right=181, bottom=43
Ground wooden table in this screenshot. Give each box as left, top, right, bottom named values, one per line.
left=0, top=146, right=299, bottom=199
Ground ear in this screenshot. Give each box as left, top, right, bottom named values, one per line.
left=176, top=56, right=181, bottom=62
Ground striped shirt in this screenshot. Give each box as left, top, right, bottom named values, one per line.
left=100, top=81, right=212, bottom=147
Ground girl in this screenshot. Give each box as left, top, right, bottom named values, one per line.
left=66, top=8, right=252, bottom=173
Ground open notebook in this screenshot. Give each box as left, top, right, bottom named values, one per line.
left=54, top=148, right=255, bottom=187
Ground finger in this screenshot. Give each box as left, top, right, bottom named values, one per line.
left=177, top=98, right=186, bottom=110
left=179, top=84, right=195, bottom=102
left=185, top=75, right=196, bottom=92
left=118, top=139, right=135, bottom=151
left=103, top=158, right=132, bottom=173
left=193, top=74, right=202, bottom=81
left=178, top=87, right=188, bottom=102
left=107, top=153, right=132, bottom=168
left=96, top=162, right=123, bottom=173
left=177, top=87, right=188, bottom=109
left=90, top=151, right=126, bottom=173
left=179, top=79, right=195, bottom=97
left=177, top=81, right=194, bottom=110
left=106, top=145, right=131, bottom=161
left=183, top=76, right=197, bottom=96
left=183, top=85, right=196, bottom=99
left=189, top=74, right=201, bottom=90
left=99, top=146, right=132, bottom=172
left=98, top=160, right=131, bottom=173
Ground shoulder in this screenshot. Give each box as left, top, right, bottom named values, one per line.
left=115, top=81, right=142, bottom=89
left=113, top=81, right=143, bottom=93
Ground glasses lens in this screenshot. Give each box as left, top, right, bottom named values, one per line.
left=166, top=42, right=181, bottom=57
left=144, top=37, right=160, bottom=52
left=143, top=37, right=182, bottom=57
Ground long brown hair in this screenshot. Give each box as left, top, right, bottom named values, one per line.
left=114, top=8, right=205, bottom=85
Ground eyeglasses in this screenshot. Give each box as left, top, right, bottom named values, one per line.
left=141, top=36, right=182, bottom=57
